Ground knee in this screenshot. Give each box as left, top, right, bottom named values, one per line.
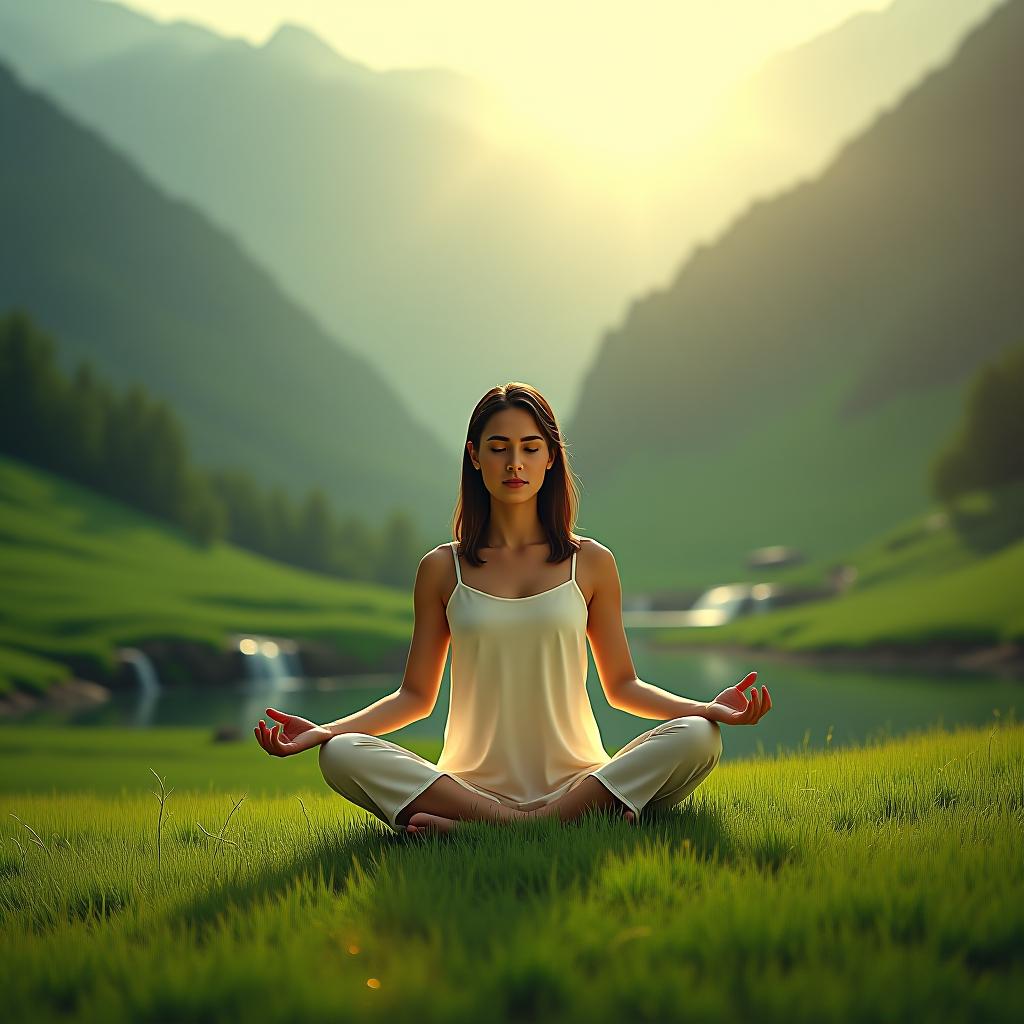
left=702, top=717, right=723, bottom=761
left=659, top=716, right=722, bottom=762
left=318, top=732, right=373, bottom=776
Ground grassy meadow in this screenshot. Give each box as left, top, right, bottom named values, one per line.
left=2, top=719, right=1021, bottom=1023
left=655, top=488, right=1024, bottom=656
left=0, top=455, right=415, bottom=696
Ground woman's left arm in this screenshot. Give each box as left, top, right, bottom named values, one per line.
left=585, top=542, right=709, bottom=720
left=589, top=548, right=770, bottom=724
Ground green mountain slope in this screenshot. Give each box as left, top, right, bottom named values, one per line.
left=0, top=454, right=418, bottom=697
left=0, top=0, right=634, bottom=446
left=568, top=0, right=1024, bottom=590
left=0, top=59, right=453, bottom=531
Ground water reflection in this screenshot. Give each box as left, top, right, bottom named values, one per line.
left=17, top=640, right=1020, bottom=760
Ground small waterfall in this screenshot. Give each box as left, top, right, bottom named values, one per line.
left=118, top=647, right=162, bottom=727
left=238, top=637, right=305, bottom=731
left=238, top=636, right=301, bottom=686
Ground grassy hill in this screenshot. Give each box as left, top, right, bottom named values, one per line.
left=0, top=454, right=419, bottom=697
left=653, top=481, right=1024, bottom=657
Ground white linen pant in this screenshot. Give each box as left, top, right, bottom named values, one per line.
left=318, top=715, right=723, bottom=833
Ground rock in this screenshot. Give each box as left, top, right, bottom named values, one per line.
left=0, top=678, right=112, bottom=719
left=212, top=724, right=243, bottom=743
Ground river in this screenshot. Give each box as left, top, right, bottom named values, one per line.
left=11, top=636, right=1019, bottom=760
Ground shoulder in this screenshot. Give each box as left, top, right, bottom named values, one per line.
left=574, top=537, right=618, bottom=601
left=416, top=543, right=457, bottom=592
left=416, top=543, right=467, bottom=607
left=576, top=536, right=614, bottom=566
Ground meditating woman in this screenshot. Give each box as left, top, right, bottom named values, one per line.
left=254, top=381, right=772, bottom=836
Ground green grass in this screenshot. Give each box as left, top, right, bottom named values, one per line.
left=0, top=727, right=441, bottom=797
left=654, top=490, right=1024, bottom=654
left=0, top=454, right=416, bottom=693
left=1, top=720, right=1021, bottom=1022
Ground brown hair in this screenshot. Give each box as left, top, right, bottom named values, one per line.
left=451, top=382, right=584, bottom=567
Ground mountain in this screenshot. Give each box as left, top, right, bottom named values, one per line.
left=0, top=0, right=634, bottom=445
left=0, top=0, right=996, bottom=447
left=565, top=0, right=1024, bottom=589
left=0, top=59, right=454, bottom=532
left=640, top=0, right=1002, bottom=285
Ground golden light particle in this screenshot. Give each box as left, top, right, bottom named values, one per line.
left=348, top=944, right=360, bottom=954
left=366, top=978, right=381, bottom=989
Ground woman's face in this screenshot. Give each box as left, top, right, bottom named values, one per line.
left=468, top=407, right=555, bottom=502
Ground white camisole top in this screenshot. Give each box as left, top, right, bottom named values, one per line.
left=436, top=540, right=610, bottom=807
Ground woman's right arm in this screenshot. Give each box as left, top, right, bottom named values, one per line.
left=318, top=546, right=451, bottom=739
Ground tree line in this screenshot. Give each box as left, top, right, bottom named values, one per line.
left=929, top=340, right=1024, bottom=541
left=0, top=308, right=427, bottom=585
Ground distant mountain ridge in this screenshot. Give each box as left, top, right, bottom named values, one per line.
left=0, top=0, right=996, bottom=445
left=0, top=59, right=454, bottom=532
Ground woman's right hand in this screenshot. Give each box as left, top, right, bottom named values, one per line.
left=254, top=707, right=333, bottom=757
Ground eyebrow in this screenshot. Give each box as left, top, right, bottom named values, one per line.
left=485, top=434, right=544, bottom=442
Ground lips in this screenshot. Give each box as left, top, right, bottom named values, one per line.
left=503, top=479, right=527, bottom=487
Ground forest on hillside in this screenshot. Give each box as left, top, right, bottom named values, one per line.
left=0, top=308, right=428, bottom=585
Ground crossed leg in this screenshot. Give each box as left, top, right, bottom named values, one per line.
left=396, top=775, right=528, bottom=834
left=397, top=773, right=634, bottom=836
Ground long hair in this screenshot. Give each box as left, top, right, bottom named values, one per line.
left=451, top=382, right=584, bottom=567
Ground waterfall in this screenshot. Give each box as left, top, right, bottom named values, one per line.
left=118, top=647, right=161, bottom=727
left=238, top=636, right=304, bottom=732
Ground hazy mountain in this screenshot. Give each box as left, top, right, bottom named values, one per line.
left=0, top=60, right=455, bottom=533
left=0, top=0, right=996, bottom=448
left=641, top=0, right=1002, bottom=285
left=566, top=0, right=1024, bottom=589
left=0, top=0, right=634, bottom=445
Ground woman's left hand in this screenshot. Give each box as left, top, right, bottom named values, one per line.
left=704, top=671, right=772, bottom=726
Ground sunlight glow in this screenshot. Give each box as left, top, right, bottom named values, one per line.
left=99, top=0, right=891, bottom=169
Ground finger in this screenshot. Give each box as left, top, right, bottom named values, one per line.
left=751, top=687, right=767, bottom=722
left=740, top=692, right=757, bottom=723
left=751, top=688, right=763, bottom=717
left=270, top=724, right=287, bottom=755
left=260, top=720, right=276, bottom=753
left=763, top=686, right=772, bottom=713
left=736, top=671, right=757, bottom=692
left=255, top=724, right=270, bottom=754
left=266, top=708, right=286, bottom=723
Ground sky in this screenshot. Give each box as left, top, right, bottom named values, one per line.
left=101, top=0, right=892, bottom=166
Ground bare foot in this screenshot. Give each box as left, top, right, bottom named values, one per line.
left=404, top=811, right=462, bottom=836
left=624, top=809, right=636, bottom=826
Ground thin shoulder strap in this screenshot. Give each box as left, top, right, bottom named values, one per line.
left=450, top=541, right=463, bottom=584
left=570, top=546, right=577, bottom=582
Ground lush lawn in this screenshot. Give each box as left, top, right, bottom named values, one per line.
left=2, top=720, right=1021, bottom=1022
left=0, top=455, right=415, bottom=695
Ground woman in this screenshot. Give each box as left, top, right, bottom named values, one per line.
left=254, top=382, right=771, bottom=836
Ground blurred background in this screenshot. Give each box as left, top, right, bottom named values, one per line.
left=1, top=0, right=1021, bottom=761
